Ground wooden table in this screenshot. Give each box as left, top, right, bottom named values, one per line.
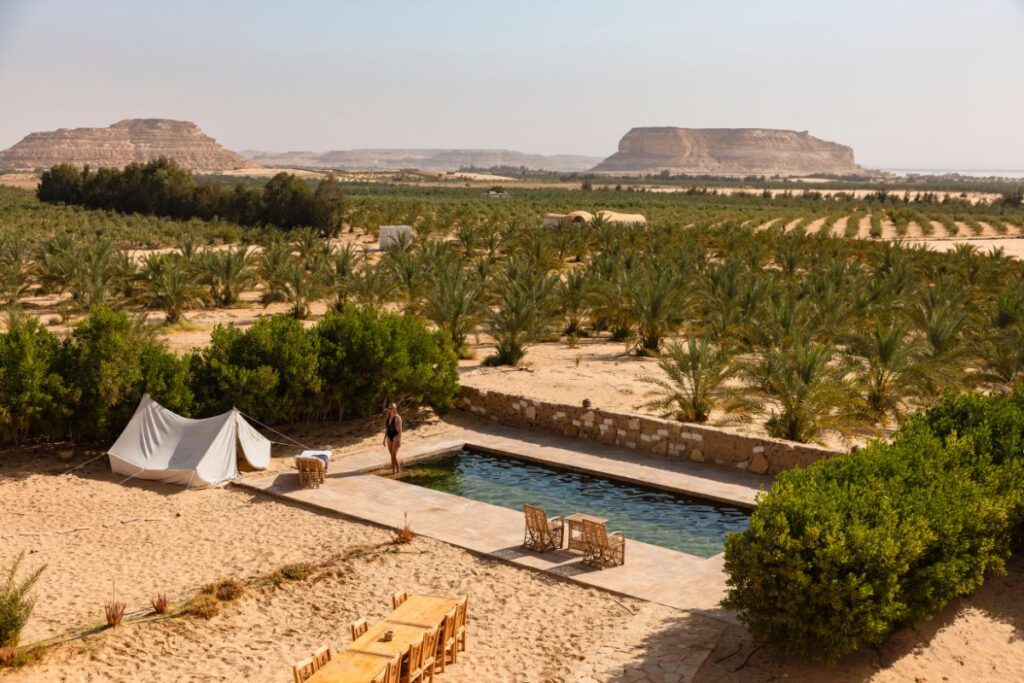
left=306, top=650, right=392, bottom=683
left=388, top=593, right=459, bottom=628
left=350, top=619, right=429, bottom=659
left=565, top=513, right=607, bottom=552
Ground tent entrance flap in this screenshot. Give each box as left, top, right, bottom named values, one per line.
left=107, top=395, right=271, bottom=488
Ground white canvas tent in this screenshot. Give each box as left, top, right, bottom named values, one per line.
left=108, top=395, right=271, bottom=488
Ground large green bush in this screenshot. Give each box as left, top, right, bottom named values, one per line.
left=56, top=306, right=193, bottom=441
left=723, top=389, right=1024, bottom=664
left=315, top=305, right=458, bottom=420
left=0, top=318, right=72, bottom=444
left=191, top=315, right=320, bottom=424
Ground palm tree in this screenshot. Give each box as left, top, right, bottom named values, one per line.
left=559, top=268, right=590, bottom=337
left=199, top=246, right=255, bottom=307
left=326, top=244, right=362, bottom=311
left=258, top=237, right=293, bottom=304
left=978, top=279, right=1024, bottom=384
left=623, top=263, right=688, bottom=354
left=70, top=236, right=132, bottom=309
left=381, top=233, right=425, bottom=309
left=483, top=259, right=558, bottom=366
left=846, top=317, right=931, bottom=425
left=137, top=254, right=204, bottom=323
left=743, top=342, right=862, bottom=444
left=349, top=260, right=392, bottom=307
left=420, top=260, right=485, bottom=354
left=640, top=337, right=747, bottom=423
left=280, top=260, right=328, bottom=320
left=0, top=236, right=34, bottom=306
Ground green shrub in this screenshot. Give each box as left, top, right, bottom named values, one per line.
left=315, top=306, right=458, bottom=420
left=723, top=389, right=1024, bottom=664
left=56, top=305, right=192, bottom=441
left=0, top=552, right=46, bottom=650
left=0, top=318, right=73, bottom=444
left=191, top=315, right=320, bottom=424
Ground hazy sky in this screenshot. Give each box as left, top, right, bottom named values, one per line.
left=1, top=0, right=1022, bottom=169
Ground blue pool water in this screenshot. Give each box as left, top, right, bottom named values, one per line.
left=399, top=449, right=750, bottom=558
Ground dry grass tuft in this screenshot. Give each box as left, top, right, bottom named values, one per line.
left=393, top=512, right=415, bottom=544
left=151, top=593, right=169, bottom=614
left=184, top=593, right=220, bottom=620
left=202, top=578, right=245, bottom=602
left=270, top=562, right=315, bottom=585
left=0, top=645, right=14, bottom=667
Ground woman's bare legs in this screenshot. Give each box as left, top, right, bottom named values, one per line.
left=387, top=436, right=402, bottom=474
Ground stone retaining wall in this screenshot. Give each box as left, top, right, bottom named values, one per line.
left=457, top=386, right=838, bottom=475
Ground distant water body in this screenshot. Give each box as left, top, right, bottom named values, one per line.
left=883, top=168, right=1024, bottom=179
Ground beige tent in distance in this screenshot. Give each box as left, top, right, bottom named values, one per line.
left=542, top=210, right=647, bottom=228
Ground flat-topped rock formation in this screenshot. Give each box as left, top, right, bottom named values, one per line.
left=593, top=127, right=866, bottom=176
left=0, top=119, right=251, bottom=171
left=244, top=148, right=603, bottom=172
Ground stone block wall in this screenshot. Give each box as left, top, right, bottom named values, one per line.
left=457, top=386, right=838, bottom=475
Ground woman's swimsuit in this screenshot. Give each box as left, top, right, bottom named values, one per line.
left=386, top=415, right=400, bottom=440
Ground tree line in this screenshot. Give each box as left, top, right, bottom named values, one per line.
left=36, top=159, right=345, bottom=236
left=0, top=305, right=458, bottom=446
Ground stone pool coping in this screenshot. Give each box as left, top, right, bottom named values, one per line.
left=234, top=419, right=769, bottom=622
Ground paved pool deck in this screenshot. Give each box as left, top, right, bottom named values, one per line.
left=234, top=418, right=770, bottom=623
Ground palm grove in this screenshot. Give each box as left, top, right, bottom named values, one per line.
left=1, top=163, right=1023, bottom=447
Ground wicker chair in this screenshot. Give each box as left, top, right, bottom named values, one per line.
left=402, top=634, right=426, bottom=683
left=291, top=656, right=316, bottom=683
left=350, top=617, right=368, bottom=641
left=391, top=590, right=408, bottom=609
left=311, top=644, right=331, bottom=670
left=522, top=504, right=564, bottom=552
left=580, top=519, right=625, bottom=569
left=437, top=607, right=457, bottom=672
left=296, top=457, right=325, bottom=489
left=419, top=627, right=439, bottom=683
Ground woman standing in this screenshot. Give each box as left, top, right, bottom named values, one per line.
left=384, top=402, right=403, bottom=475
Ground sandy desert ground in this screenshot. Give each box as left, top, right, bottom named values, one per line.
left=0, top=419, right=647, bottom=683
left=1, top=415, right=1022, bottom=682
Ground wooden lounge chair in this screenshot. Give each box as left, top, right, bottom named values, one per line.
left=454, top=595, right=468, bottom=659
left=522, top=504, right=564, bottom=552
left=311, top=644, right=331, bottom=669
left=391, top=590, right=408, bottom=609
left=350, top=617, right=368, bottom=641
left=419, top=627, right=439, bottom=683
left=296, top=457, right=325, bottom=489
left=437, top=607, right=457, bottom=672
left=401, top=633, right=426, bottom=683
left=292, top=656, right=316, bottom=683
left=581, top=519, right=625, bottom=569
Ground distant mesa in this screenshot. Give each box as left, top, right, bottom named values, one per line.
left=592, top=127, right=866, bottom=177
left=0, top=119, right=252, bottom=172
left=244, top=148, right=604, bottom=173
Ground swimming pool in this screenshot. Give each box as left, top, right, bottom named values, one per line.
left=397, top=448, right=749, bottom=558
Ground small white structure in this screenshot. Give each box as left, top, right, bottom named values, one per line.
left=379, top=225, right=414, bottom=250
left=107, top=395, right=271, bottom=488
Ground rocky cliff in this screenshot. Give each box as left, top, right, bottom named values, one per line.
left=592, top=127, right=865, bottom=176
left=0, top=119, right=251, bottom=171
